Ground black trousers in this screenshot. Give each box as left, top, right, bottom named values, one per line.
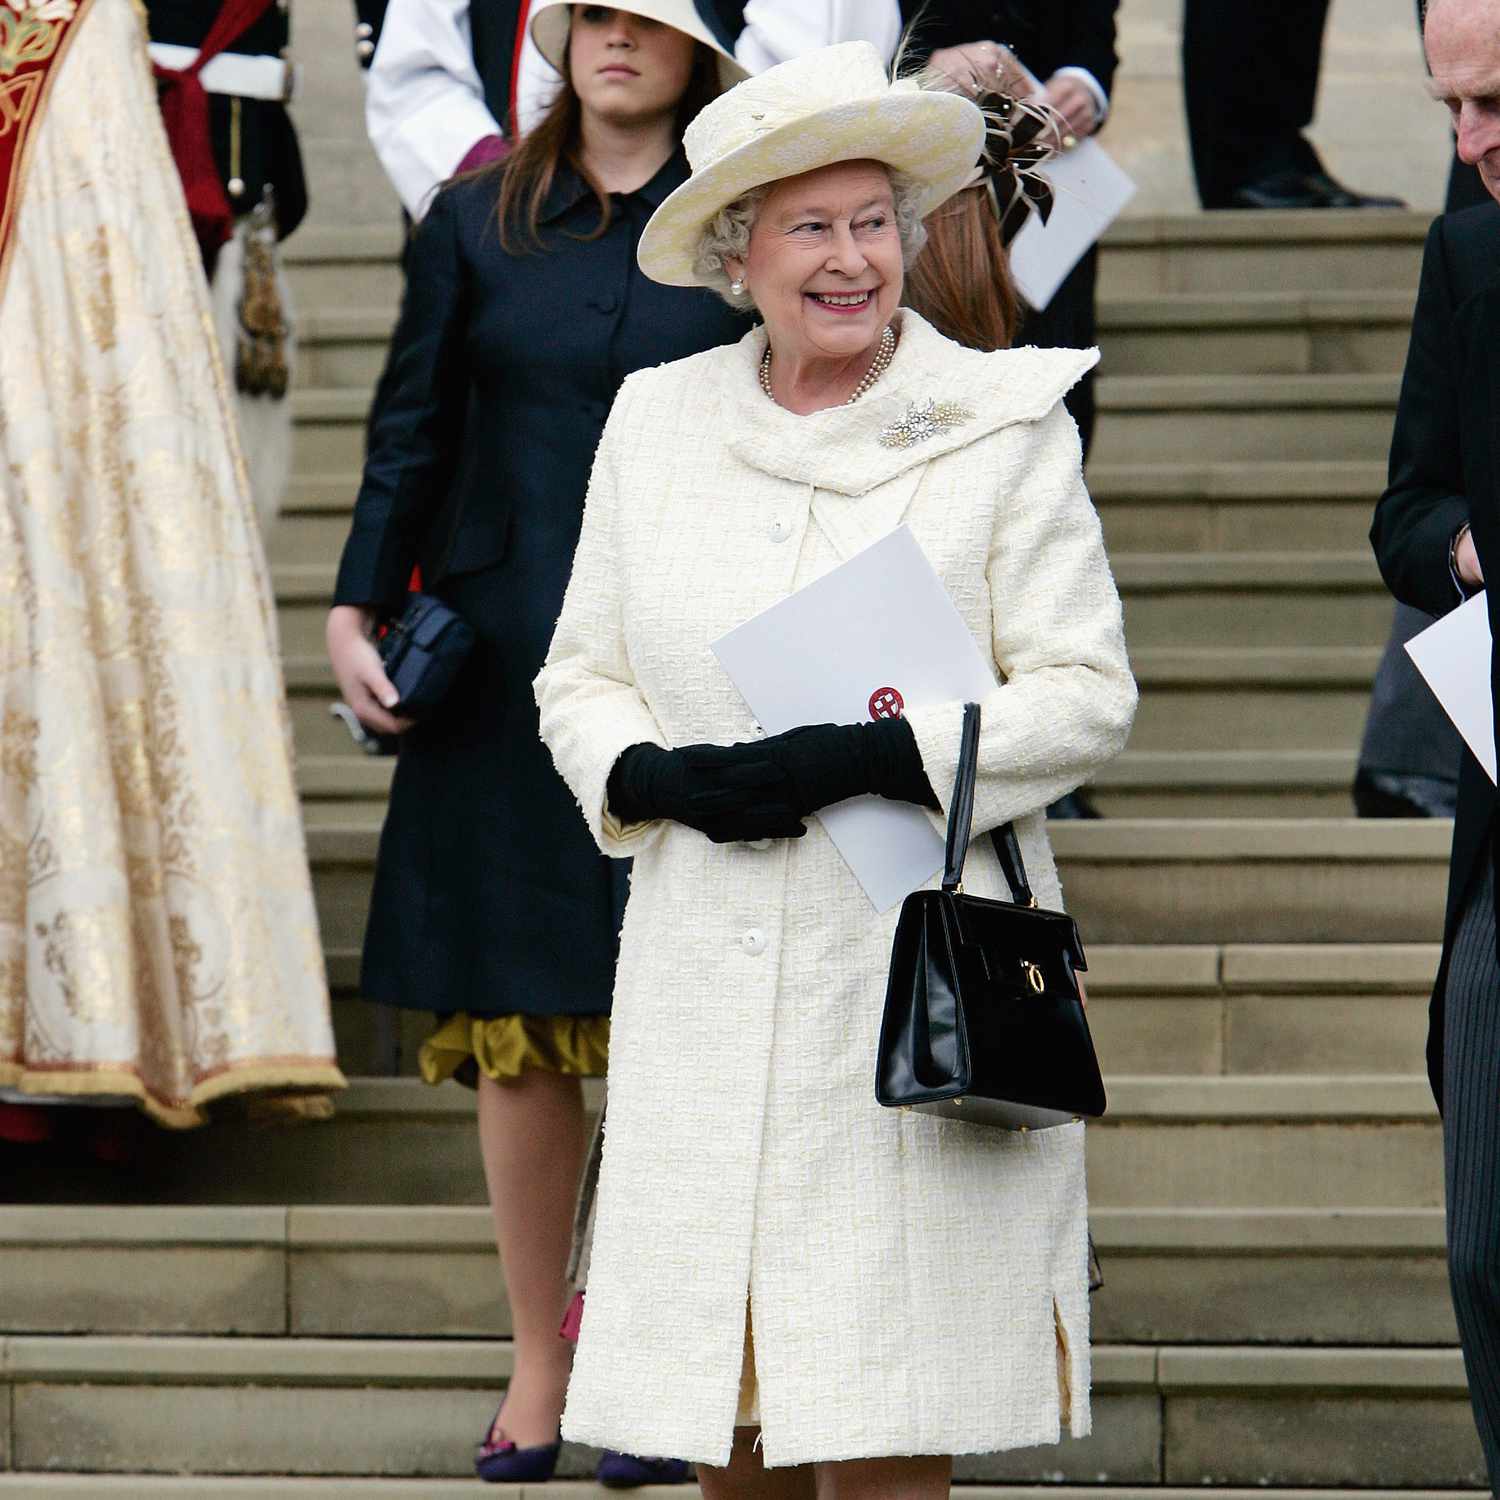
left=1182, top=0, right=1331, bottom=208
left=1444, top=842, right=1500, bottom=1488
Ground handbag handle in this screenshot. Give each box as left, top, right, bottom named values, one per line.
left=940, top=702, right=1036, bottom=907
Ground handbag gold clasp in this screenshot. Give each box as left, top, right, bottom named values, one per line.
left=1023, top=960, right=1045, bottom=994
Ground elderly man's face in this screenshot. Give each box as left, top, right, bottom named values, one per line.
left=1427, top=0, right=1500, bottom=204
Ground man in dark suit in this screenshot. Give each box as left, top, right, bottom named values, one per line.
left=1184, top=0, right=1404, bottom=209
left=897, top=1, right=1120, bottom=461
left=1369, top=0, right=1500, bottom=1482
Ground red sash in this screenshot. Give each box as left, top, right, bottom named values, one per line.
left=152, top=0, right=275, bottom=271
left=0, top=0, right=96, bottom=300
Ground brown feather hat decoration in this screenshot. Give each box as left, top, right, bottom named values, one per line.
left=974, top=87, right=1066, bottom=245
left=901, top=53, right=1068, bottom=247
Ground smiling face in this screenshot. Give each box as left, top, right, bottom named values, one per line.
left=567, top=5, right=699, bottom=128
left=731, top=159, right=904, bottom=369
left=1426, top=0, right=1500, bottom=205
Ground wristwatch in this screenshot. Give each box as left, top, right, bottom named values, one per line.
left=1449, top=521, right=1476, bottom=599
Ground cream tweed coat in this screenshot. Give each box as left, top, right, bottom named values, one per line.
left=534, top=311, right=1137, bottom=1468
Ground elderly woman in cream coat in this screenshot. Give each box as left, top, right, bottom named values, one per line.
left=534, top=41, right=1136, bottom=1499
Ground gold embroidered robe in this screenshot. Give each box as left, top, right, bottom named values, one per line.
left=0, top=0, right=343, bottom=1125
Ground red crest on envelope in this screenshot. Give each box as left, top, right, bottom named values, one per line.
left=868, top=686, right=904, bottom=720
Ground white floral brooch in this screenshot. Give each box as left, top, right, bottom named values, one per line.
left=878, top=398, right=975, bottom=450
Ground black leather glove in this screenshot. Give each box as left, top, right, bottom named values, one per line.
left=606, top=742, right=807, bottom=844
left=755, top=717, right=940, bottom=816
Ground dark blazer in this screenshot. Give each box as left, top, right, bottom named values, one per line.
left=147, top=0, right=307, bottom=238
left=335, top=154, right=744, bottom=613
left=332, top=154, right=745, bottom=1017
left=897, top=0, right=1119, bottom=101
left=1370, top=201, right=1500, bottom=1108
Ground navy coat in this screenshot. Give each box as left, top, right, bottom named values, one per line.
left=334, top=154, right=746, bottom=1016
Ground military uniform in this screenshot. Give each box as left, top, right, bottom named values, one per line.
left=148, top=0, right=304, bottom=529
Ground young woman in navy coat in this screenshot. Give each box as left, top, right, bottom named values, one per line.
left=326, top=2, right=746, bottom=1482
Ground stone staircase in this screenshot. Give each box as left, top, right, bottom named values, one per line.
left=3, top=208, right=1486, bottom=1489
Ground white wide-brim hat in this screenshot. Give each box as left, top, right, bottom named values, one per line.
left=637, top=41, right=985, bottom=288
left=529, top=0, right=750, bottom=94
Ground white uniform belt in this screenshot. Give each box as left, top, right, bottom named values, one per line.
left=148, top=43, right=294, bottom=102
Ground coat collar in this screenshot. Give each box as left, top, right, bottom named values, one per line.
left=718, top=310, right=1097, bottom=496
left=539, top=149, right=690, bottom=225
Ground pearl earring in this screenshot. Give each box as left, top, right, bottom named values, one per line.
left=730, top=278, right=745, bottom=297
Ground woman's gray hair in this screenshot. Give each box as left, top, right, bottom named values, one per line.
left=692, top=167, right=929, bottom=311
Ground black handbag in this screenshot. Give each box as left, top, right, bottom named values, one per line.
left=875, top=701, right=1107, bottom=1130
left=376, top=591, right=476, bottom=718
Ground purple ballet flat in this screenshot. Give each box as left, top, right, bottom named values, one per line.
left=597, top=1451, right=693, bottom=1488
left=474, top=1402, right=562, bottom=1484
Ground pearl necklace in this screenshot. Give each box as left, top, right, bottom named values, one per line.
left=759, top=324, right=896, bottom=409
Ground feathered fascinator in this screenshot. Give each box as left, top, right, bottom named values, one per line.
left=902, top=54, right=1068, bottom=246
left=972, top=89, right=1065, bottom=244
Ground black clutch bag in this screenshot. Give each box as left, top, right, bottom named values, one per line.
left=376, top=591, right=476, bottom=718
left=875, top=701, right=1107, bottom=1130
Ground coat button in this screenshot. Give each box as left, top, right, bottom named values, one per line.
left=739, top=927, right=767, bottom=956
left=592, top=293, right=618, bottom=314
left=768, top=518, right=791, bottom=543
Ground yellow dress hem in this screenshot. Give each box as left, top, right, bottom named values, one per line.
left=420, top=1013, right=610, bottom=1087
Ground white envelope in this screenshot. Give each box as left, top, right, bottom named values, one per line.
left=711, top=526, right=997, bottom=912
left=1008, top=139, right=1137, bottom=312
left=1405, top=591, right=1496, bottom=784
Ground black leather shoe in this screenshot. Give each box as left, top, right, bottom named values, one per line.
left=1046, top=789, right=1102, bottom=820
left=1352, top=768, right=1457, bottom=819
left=1230, top=169, right=1407, bottom=210
left=1230, top=169, right=1330, bottom=209
left=1304, top=170, right=1406, bottom=209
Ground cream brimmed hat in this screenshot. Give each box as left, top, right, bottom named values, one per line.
left=637, top=41, right=985, bottom=288
left=529, top=0, right=750, bottom=94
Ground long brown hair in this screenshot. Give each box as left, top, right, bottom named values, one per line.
left=479, top=31, right=723, bottom=255
left=903, top=186, right=1024, bottom=353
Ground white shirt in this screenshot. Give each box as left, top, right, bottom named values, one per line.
left=366, top=0, right=906, bottom=219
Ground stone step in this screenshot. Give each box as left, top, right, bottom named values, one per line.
left=282, top=215, right=1431, bottom=322
left=0, top=1335, right=1480, bottom=1485
left=304, top=818, right=1451, bottom=952
left=1126, top=647, right=1377, bottom=751
left=1090, top=374, right=1399, bottom=467
left=1079, top=941, right=1437, bottom=1076
left=274, top=460, right=1391, bottom=567
left=316, top=940, right=1439, bottom=1080
left=1091, top=460, right=1384, bottom=554
left=1113, top=551, right=1387, bottom=648
left=1047, top=818, right=1449, bottom=946
left=0, top=1204, right=1453, bottom=1348
left=325, top=733, right=1367, bottom=814
left=296, top=747, right=1367, bottom=823
left=289, top=377, right=1401, bottom=475
left=1096, top=212, right=1428, bottom=298
left=292, top=292, right=1415, bottom=399
left=297, top=309, right=398, bottom=390
left=285, top=227, right=404, bottom=312
left=0, top=1074, right=1442, bottom=1209
left=1096, top=292, right=1412, bottom=377
left=270, top=551, right=1394, bottom=660
left=1090, top=748, right=1359, bottom=817
left=282, top=644, right=1381, bottom=761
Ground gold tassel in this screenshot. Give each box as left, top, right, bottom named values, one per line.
left=235, top=189, right=289, bottom=399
